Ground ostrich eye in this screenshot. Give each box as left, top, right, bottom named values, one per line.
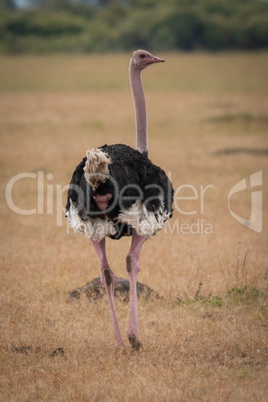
left=140, top=54, right=146, bottom=59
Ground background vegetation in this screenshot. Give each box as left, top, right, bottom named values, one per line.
left=0, top=0, right=268, bottom=53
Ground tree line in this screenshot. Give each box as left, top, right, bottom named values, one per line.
left=0, top=0, right=267, bottom=53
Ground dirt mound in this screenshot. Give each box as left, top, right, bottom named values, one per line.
left=68, top=277, right=159, bottom=302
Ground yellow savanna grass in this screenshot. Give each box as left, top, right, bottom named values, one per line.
left=0, top=52, right=267, bottom=401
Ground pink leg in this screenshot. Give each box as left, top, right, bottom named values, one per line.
left=91, top=238, right=125, bottom=350
left=126, top=229, right=147, bottom=350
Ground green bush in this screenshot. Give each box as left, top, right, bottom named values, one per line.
left=201, top=14, right=233, bottom=50
left=0, top=0, right=267, bottom=53
left=243, top=15, right=268, bottom=49
left=2, top=10, right=85, bottom=36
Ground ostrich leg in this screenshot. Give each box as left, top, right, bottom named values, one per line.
left=126, top=229, right=147, bottom=350
left=91, top=238, right=125, bottom=350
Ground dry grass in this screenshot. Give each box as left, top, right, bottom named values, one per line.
left=0, top=52, right=268, bottom=401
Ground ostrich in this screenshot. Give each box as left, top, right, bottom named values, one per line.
left=66, top=50, right=174, bottom=351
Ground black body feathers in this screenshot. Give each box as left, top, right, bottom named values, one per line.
left=66, top=144, right=173, bottom=239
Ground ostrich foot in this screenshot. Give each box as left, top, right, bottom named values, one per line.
left=114, top=342, right=126, bottom=353
left=128, top=333, right=143, bottom=351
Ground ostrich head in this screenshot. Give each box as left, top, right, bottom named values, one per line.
left=131, top=49, right=165, bottom=70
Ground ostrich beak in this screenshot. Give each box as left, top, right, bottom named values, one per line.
left=152, top=56, right=165, bottom=63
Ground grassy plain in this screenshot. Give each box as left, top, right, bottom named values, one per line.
left=0, top=52, right=268, bottom=401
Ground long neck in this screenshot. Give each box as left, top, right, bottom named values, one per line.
left=129, top=62, right=148, bottom=156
